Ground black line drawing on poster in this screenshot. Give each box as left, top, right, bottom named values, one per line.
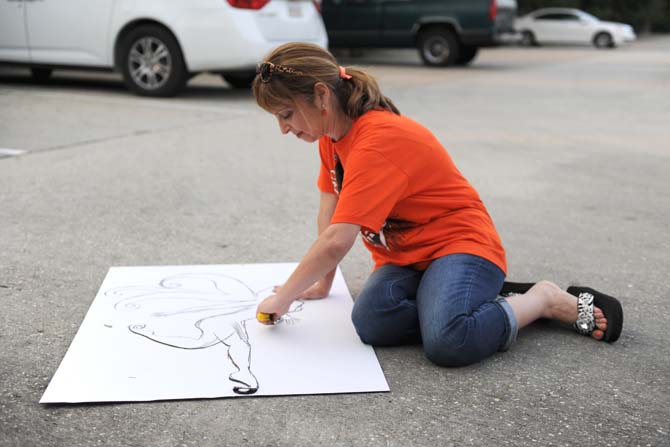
left=105, top=273, right=303, bottom=395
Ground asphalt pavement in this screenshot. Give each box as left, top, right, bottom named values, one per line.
left=1, top=37, right=669, bottom=447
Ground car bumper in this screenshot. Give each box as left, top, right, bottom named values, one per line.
left=614, top=32, right=637, bottom=45
left=182, top=32, right=328, bottom=72
left=494, top=31, right=521, bottom=45
left=173, top=4, right=328, bottom=72
left=460, top=29, right=497, bottom=47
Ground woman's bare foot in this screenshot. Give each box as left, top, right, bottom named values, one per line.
left=536, top=281, right=608, bottom=340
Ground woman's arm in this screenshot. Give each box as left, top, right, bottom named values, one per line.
left=306, top=192, right=340, bottom=297
left=273, top=192, right=340, bottom=299
left=257, top=220, right=360, bottom=322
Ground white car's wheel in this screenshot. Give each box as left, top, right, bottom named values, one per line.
left=520, top=30, right=538, bottom=47
left=593, top=32, right=614, bottom=49
left=30, top=68, right=53, bottom=82
left=120, top=25, right=188, bottom=97
left=222, top=73, right=255, bottom=89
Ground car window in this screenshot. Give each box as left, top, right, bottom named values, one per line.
left=535, top=13, right=578, bottom=21
left=576, top=11, right=599, bottom=22
left=560, top=13, right=579, bottom=21
left=535, top=13, right=559, bottom=20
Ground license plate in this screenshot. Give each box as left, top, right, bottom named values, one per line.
left=288, top=3, right=303, bottom=17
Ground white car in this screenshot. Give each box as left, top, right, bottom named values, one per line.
left=0, top=0, right=327, bottom=96
left=515, top=8, right=636, bottom=48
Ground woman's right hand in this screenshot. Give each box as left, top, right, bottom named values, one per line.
left=257, top=294, right=292, bottom=325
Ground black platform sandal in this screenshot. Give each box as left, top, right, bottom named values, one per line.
left=567, top=286, right=624, bottom=343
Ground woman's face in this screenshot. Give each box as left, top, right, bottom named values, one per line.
left=274, top=97, right=323, bottom=143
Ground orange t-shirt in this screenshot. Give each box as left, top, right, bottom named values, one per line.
left=317, top=109, right=507, bottom=274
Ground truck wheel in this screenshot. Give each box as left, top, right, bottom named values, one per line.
left=31, top=68, right=53, bottom=82
left=455, top=45, right=478, bottom=66
left=119, top=25, right=187, bottom=97
left=593, top=32, right=614, bottom=49
left=418, top=29, right=460, bottom=67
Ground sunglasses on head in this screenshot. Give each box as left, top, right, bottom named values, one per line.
left=256, top=62, right=304, bottom=83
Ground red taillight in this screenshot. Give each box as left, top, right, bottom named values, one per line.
left=227, top=0, right=270, bottom=9
left=313, top=0, right=321, bottom=13
left=489, top=0, right=497, bottom=21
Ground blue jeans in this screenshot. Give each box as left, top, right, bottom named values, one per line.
left=351, top=254, right=518, bottom=367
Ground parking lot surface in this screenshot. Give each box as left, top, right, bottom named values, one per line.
left=1, top=37, right=669, bottom=447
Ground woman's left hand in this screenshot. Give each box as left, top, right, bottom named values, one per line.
left=256, top=294, right=292, bottom=324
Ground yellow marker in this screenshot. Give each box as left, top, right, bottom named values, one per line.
left=256, top=312, right=274, bottom=324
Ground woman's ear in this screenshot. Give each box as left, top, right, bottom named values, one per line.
left=313, top=82, right=330, bottom=107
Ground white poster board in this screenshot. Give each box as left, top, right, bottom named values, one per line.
left=40, top=263, right=389, bottom=403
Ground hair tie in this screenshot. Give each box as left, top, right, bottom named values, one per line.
left=339, top=66, right=352, bottom=80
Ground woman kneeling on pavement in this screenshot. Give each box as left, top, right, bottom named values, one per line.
left=253, top=42, right=623, bottom=366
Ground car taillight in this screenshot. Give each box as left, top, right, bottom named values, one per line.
left=227, top=0, right=270, bottom=9
left=489, top=0, right=497, bottom=21
left=313, top=0, right=321, bottom=13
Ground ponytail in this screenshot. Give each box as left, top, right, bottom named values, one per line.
left=335, top=67, right=400, bottom=119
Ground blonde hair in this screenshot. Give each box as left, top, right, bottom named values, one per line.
left=252, top=42, right=399, bottom=119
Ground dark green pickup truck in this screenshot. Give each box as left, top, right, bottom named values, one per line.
left=321, top=0, right=517, bottom=66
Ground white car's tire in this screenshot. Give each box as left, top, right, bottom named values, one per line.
left=119, top=25, right=188, bottom=97
left=222, top=73, right=256, bottom=89
left=593, top=32, right=615, bottom=49
left=520, top=30, right=538, bottom=47
left=30, top=68, right=53, bottom=82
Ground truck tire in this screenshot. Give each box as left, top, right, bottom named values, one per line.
left=456, top=45, right=478, bottom=66
left=119, top=25, right=187, bottom=97
left=418, top=28, right=460, bottom=67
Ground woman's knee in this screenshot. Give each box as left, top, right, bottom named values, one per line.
left=351, top=274, right=420, bottom=345
left=351, top=298, right=384, bottom=345
left=351, top=300, right=371, bottom=342
left=422, top=318, right=484, bottom=367
left=351, top=300, right=394, bottom=346
left=423, top=336, right=480, bottom=367
left=351, top=315, right=389, bottom=346
left=351, top=295, right=418, bottom=346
